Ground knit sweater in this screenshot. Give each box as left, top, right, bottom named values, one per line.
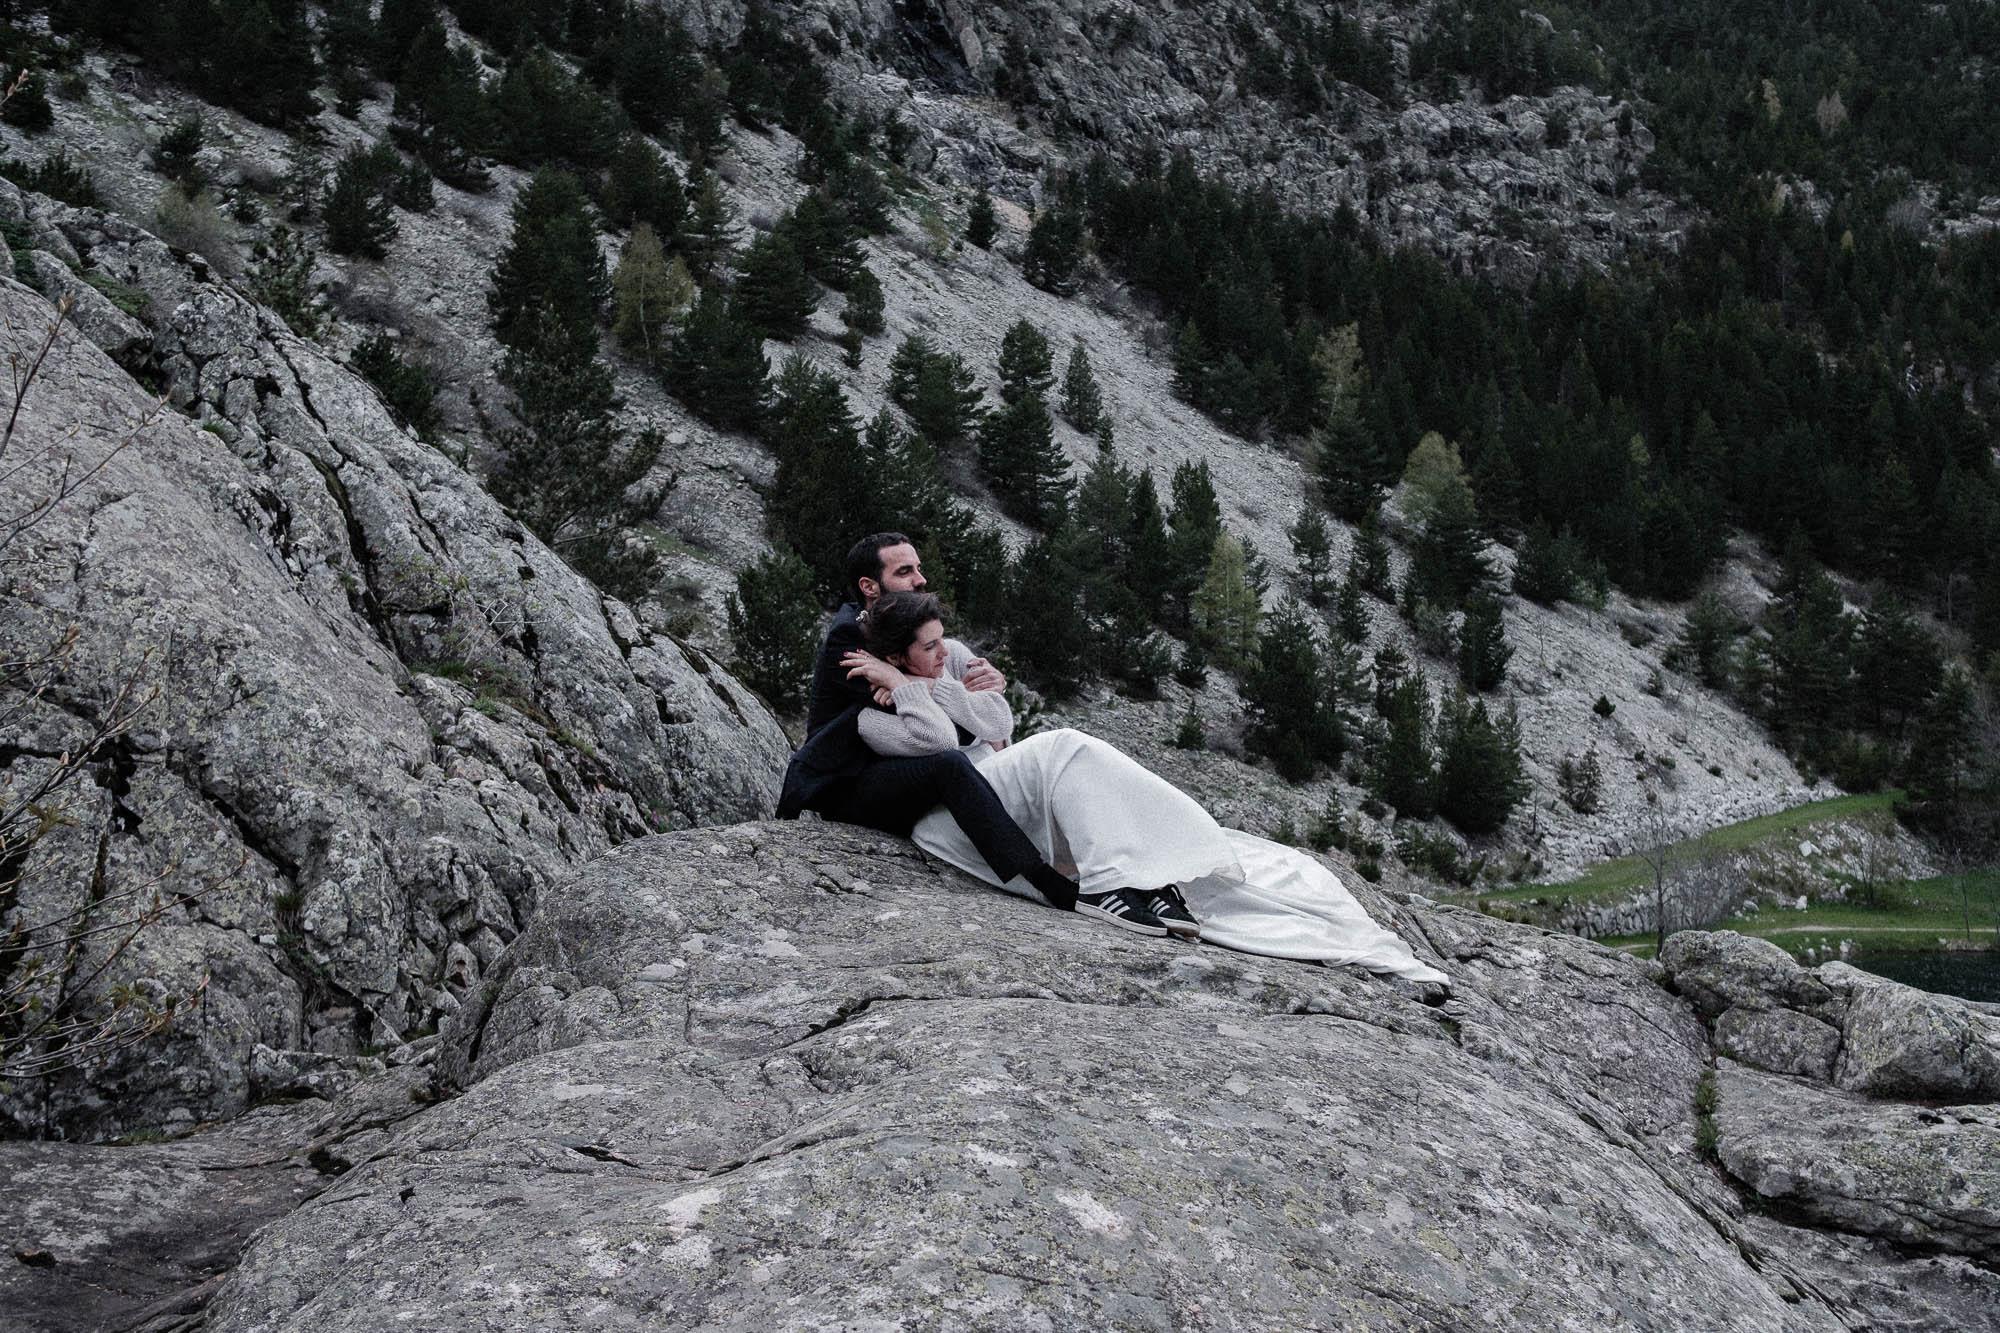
left=855, top=638, right=1014, bottom=757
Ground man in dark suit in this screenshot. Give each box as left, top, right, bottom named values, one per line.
left=779, top=532, right=1170, bottom=934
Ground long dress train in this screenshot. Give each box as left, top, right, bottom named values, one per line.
left=910, top=727, right=1448, bottom=985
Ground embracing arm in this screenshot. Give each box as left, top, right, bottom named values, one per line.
left=935, top=640, right=1014, bottom=743
left=855, top=683, right=962, bottom=756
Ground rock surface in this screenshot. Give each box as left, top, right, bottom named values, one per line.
left=169, top=826, right=1992, bottom=1331
left=0, top=1062, right=437, bottom=1333
left=1715, top=1060, right=2000, bottom=1263
left=0, top=260, right=786, bottom=1139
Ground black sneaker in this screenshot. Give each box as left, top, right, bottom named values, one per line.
left=1146, top=886, right=1200, bottom=938
left=1075, top=887, right=1168, bottom=936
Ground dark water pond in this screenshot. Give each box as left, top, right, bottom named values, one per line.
left=1846, top=950, right=2000, bottom=1003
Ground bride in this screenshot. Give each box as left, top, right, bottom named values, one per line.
left=842, top=590, right=1448, bottom=984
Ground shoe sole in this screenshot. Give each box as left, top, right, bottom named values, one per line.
left=1158, top=919, right=1201, bottom=939
left=1075, top=901, right=1169, bottom=936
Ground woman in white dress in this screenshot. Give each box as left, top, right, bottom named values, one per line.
left=843, top=591, right=1448, bottom=985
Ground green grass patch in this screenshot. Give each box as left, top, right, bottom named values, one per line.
left=1483, top=790, right=1904, bottom=906
left=1599, top=866, right=2000, bottom=958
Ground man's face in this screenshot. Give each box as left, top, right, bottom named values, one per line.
left=864, top=543, right=925, bottom=603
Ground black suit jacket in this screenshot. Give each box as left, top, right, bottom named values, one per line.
left=804, top=603, right=868, bottom=739
left=776, top=702, right=872, bottom=819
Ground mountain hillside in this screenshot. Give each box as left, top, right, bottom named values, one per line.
left=1, top=0, right=1994, bottom=1132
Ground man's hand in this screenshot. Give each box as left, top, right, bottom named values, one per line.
left=961, top=657, right=1006, bottom=693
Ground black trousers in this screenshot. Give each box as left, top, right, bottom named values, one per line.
left=818, top=749, right=1051, bottom=892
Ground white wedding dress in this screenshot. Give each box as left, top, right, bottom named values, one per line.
left=859, top=644, right=1447, bottom=985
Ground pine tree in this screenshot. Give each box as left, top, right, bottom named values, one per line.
left=1315, top=411, right=1389, bottom=521
left=841, top=264, right=885, bottom=335
left=1006, top=526, right=1093, bottom=694
left=1335, top=577, right=1370, bottom=643
left=1244, top=600, right=1343, bottom=782
left=324, top=144, right=398, bottom=258
left=350, top=333, right=440, bottom=439
left=1021, top=204, right=1082, bottom=294
left=1370, top=670, right=1437, bottom=819
left=1290, top=507, right=1336, bottom=606
left=247, top=222, right=326, bottom=336
left=612, top=224, right=694, bottom=365
left=1761, top=533, right=1855, bottom=749
left=1165, top=460, right=1223, bottom=629
left=1435, top=692, right=1529, bottom=834
left=1470, top=431, right=1524, bottom=538
left=490, top=46, right=620, bottom=174
left=1852, top=591, right=1942, bottom=737
left=857, top=411, right=977, bottom=606
left=766, top=354, right=872, bottom=586
left=1350, top=514, right=1394, bottom=601
left=1409, top=475, right=1491, bottom=608
left=886, top=335, right=934, bottom=403
left=679, top=170, right=736, bottom=281
left=1173, top=697, right=1206, bottom=750
left=887, top=336, right=984, bottom=447
left=1192, top=532, right=1262, bottom=669
left=966, top=187, right=997, bottom=249
left=726, top=549, right=822, bottom=712
left=601, top=132, right=686, bottom=239
left=1372, top=643, right=1410, bottom=716
left=488, top=168, right=608, bottom=353
left=1171, top=320, right=1212, bottom=406
left=1905, top=667, right=1975, bottom=806
left=1175, top=636, right=1209, bottom=688
left=1457, top=589, right=1511, bottom=692
left=152, top=112, right=207, bottom=189
left=1671, top=590, right=1737, bottom=690
left=731, top=228, right=818, bottom=341
left=1059, top=341, right=1104, bottom=432
left=391, top=22, right=495, bottom=190
left=1511, top=518, right=1570, bottom=605
left=488, top=319, right=663, bottom=600
left=1558, top=748, right=1603, bottom=814
left=663, top=286, right=770, bottom=432
left=784, top=192, right=864, bottom=289
left=997, top=319, right=1054, bottom=403
left=1126, top=469, right=1174, bottom=622
left=979, top=393, right=1071, bottom=527
left=910, top=353, right=985, bottom=448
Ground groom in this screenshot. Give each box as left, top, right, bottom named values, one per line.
left=779, top=532, right=1171, bottom=934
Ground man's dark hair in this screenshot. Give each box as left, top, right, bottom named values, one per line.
left=864, top=590, right=946, bottom=659
left=845, top=530, right=913, bottom=605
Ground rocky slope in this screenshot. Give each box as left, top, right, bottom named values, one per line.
left=0, top=4, right=1821, bottom=889
left=6, top=827, right=1993, bottom=1332
left=691, top=0, right=1684, bottom=278
left=0, top=247, right=786, bottom=1138
left=0, top=0, right=1862, bottom=1138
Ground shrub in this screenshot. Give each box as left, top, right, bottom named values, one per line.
left=350, top=334, right=440, bottom=438
left=1, top=147, right=99, bottom=207
left=152, top=111, right=206, bottom=188
left=726, top=550, right=822, bottom=712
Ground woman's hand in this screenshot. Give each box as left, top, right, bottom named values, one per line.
left=842, top=649, right=911, bottom=697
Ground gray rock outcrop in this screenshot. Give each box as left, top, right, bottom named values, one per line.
left=0, top=234, right=788, bottom=1138
left=784, top=0, right=1683, bottom=275
left=173, top=826, right=1993, bottom=1332
left=1659, top=930, right=2000, bottom=1273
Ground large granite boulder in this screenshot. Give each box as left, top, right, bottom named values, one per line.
left=1659, top=930, right=1838, bottom=1023
left=0, top=249, right=787, bottom=1138
left=1714, top=1059, right=2000, bottom=1262
left=179, top=822, right=1993, bottom=1332
left=1660, top=932, right=2000, bottom=1103
left=1820, top=962, right=2000, bottom=1102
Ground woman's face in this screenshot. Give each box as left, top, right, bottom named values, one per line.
left=890, top=619, right=947, bottom=679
